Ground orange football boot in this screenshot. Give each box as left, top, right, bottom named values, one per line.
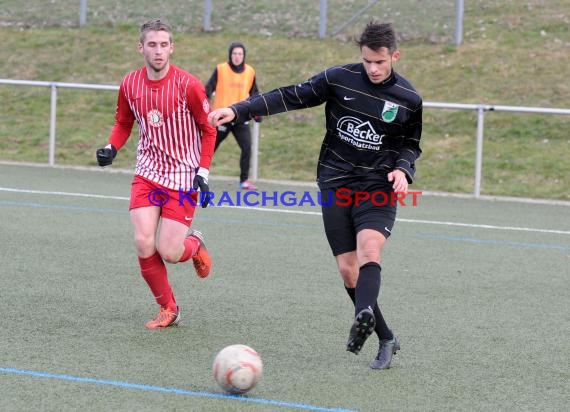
left=145, top=306, right=180, bottom=329
left=188, top=230, right=212, bottom=278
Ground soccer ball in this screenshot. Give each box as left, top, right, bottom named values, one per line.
left=213, top=344, right=263, bottom=394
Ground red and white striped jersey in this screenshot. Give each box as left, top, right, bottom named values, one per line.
left=108, top=64, right=216, bottom=190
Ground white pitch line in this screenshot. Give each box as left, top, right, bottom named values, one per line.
left=1, top=187, right=569, bottom=236
left=0, top=187, right=129, bottom=201
left=397, top=218, right=570, bottom=236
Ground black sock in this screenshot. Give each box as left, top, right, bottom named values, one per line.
left=372, top=304, right=393, bottom=341
left=355, top=262, right=381, bottom=314
left=345, top=285, right=356, bottom=305
left=345, top=284, right=393, bottom=340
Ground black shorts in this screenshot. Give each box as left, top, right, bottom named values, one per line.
left=321, top=180, right=397, bottom=256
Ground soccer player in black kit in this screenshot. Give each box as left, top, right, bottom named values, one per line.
left=208, top=22, right=422, bottom=370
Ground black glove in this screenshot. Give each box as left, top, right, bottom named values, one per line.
left=96, top=145, right=117, bottom=167
left=193, top=168, right=211, bottom=208
left=253, top=115, right=262, bottom=123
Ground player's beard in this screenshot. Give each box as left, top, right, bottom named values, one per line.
left=149, top=60, right=168, bottom=73
left=367, top=70, right=390, bottom=84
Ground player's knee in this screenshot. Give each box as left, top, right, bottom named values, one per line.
left=356, top=237, right=384, bottom=263
left=156, top=245, right=179, bottom=264
left=337, top=263, right=357, bottom=287
left=161, top=254, right=178, bottom=264
left=358, top=248, right=381, bottom=263
left=134, top=234, right=155, bottom=257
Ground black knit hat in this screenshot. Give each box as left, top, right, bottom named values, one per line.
left=228, top=42, right=246, bottom=72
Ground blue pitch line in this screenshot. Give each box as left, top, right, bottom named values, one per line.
left=0, top=367, right=355, bottom=412
left=415, top=233, right=570, bottom=251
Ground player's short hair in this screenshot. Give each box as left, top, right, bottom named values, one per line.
left=356, top=21, right=397, bottom=53
left=139, top=19, right=172, bottom=44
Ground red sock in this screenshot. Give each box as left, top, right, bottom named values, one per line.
left=179, top=236, right=200, bottom=263
left=138, top=252, right=177, bottom=311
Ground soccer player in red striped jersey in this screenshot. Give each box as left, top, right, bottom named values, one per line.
left=96, top=19, right=217, bottom=329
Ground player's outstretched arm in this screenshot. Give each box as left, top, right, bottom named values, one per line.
left=208, top=108, right=235, bottom=127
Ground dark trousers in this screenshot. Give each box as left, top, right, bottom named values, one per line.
left=214, top=122, right=251, bottom=183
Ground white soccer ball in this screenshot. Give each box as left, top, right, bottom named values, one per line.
left=213, top=344, right=263, bottom=394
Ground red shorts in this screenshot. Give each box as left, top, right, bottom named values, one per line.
left=129, top=175, right=198, bottom=227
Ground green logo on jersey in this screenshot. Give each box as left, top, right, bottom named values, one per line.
left=381, top=101, right=399, bottom=123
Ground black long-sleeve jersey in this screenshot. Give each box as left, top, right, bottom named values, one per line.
left=230, top=63, right=422, bottom=190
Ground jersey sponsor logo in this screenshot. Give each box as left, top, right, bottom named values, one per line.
left=202, top=98, right=210, bottom=113
left=381, top=101, right=399, bottom=123
left=337, top=116, right=383, bottom=150
left=147, top=109, right=164, bottom=128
